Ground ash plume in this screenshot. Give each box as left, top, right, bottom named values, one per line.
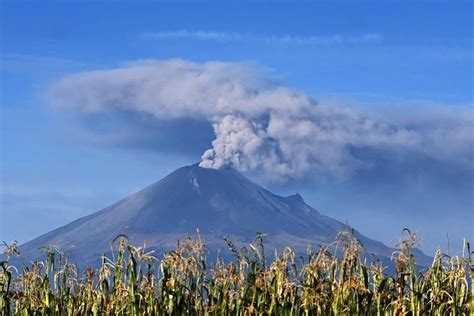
left=48, top=59, right=473, bottom=182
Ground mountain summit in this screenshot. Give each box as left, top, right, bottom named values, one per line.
left=17, top=164, right=431, bottom=266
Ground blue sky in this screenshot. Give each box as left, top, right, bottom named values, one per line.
left=1, top=1, right=472, bottom=254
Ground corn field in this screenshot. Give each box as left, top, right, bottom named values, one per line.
left=1, top=229, right=472, bottom=315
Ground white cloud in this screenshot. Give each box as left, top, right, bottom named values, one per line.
left=48, top=59, right=473, bottom=182
left=141, top=30, right=382, bottom=45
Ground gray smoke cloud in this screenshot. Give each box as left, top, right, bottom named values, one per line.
left=48, top=59, right=473, bottom=182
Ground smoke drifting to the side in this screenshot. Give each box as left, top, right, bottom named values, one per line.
left=48, top=59, right=473, bottom=182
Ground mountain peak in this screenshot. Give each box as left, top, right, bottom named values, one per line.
left=286, top=193, right=304, bottom=203
left=159, top=162, right=253, bottom=194
left=189, top=161, right=241, bottom=174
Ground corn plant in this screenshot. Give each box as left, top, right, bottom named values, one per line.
left=0, top=229, right=471, bottom=315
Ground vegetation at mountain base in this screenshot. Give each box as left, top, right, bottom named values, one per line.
left=1, top=229, right=472, bottom=315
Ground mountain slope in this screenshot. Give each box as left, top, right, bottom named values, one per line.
left=16, top=164, right=431, bottom=267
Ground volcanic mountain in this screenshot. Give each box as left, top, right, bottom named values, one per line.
left=15, top=163, right=431, bottom=267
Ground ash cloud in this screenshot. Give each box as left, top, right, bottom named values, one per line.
left=48, top=59, right=473, bottom=182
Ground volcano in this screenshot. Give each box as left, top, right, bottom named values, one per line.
left=15, top=163, right=431, bottom=267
